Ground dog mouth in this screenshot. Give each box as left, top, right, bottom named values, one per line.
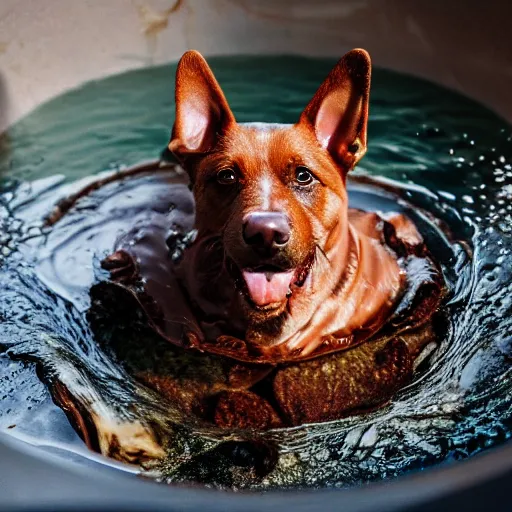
left=242, top=266, right=294, bottom=307
left=228, top=257, right=313, bottom=309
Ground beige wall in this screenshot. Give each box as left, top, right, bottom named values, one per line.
left=0, top=0, right=511, bottom=131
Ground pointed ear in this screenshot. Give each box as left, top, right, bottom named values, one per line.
left=299, top=49, right=371, bottom=172
left=169, top=51, right=235, bottom=160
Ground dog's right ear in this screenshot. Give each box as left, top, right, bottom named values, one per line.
left=169, top=51, right=235, bottom=160
left=299, top=49, right=371, bottom=173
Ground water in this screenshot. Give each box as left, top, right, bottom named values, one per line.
left=0, top=56, right=512, bottom=489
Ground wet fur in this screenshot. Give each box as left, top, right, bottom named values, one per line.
left=170, top=49, right=408, bottom=360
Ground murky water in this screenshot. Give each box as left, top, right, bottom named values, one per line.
left=0, top=56, right=511, bottom=489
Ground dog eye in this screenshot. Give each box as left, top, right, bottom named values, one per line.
left=216, top=168, right=238, bottom=185
left=295, top=166, right=314, bottom=185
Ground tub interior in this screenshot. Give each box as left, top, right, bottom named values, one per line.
left=0, top=0, right=512, bottom=500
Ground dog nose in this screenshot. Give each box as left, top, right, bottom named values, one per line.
left=243, top=212, right=291, bottom=250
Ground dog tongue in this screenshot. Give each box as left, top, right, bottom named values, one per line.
left=242, top=270, right=294, bottom=306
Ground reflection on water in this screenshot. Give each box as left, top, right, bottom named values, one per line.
left=0, top=56, right=511, bottom=489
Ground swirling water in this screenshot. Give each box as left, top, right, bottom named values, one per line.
left=0, top=56, right=511, bottom=489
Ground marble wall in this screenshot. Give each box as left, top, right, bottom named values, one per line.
left=0, top=0, right=511, bottom=131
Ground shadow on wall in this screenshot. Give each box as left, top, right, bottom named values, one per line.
left=0, top=72, right=11, bottom=179
left=0, top=72, right=8, bottom=130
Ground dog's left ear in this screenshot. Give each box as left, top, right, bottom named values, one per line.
left=299, top=49, right=371, bottom=172
left=169, top=50, right=235, bottom=161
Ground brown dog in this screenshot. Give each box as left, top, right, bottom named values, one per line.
left=36, top=49, right=448, bottom=468
left=44, top=50, right=445, bottom=458
left=168, top=49, right=419, bottom=362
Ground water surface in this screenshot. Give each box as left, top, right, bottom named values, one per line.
left=0, top=56, right=511, bottom=489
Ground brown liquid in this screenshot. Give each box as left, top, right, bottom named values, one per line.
left=90, top=162, right=444, bottom=366
left=49, top=161, right=446, bottom=429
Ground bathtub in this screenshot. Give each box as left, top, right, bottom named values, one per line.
left=0, top=1, right=511, bottom=510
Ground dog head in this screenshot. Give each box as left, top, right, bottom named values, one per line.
left=169, top=50, right=370, bottom=336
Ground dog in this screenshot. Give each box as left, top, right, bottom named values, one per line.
left=44, top=50, right=444, bottom=462
left=168, top=49, right=423, bottom=362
